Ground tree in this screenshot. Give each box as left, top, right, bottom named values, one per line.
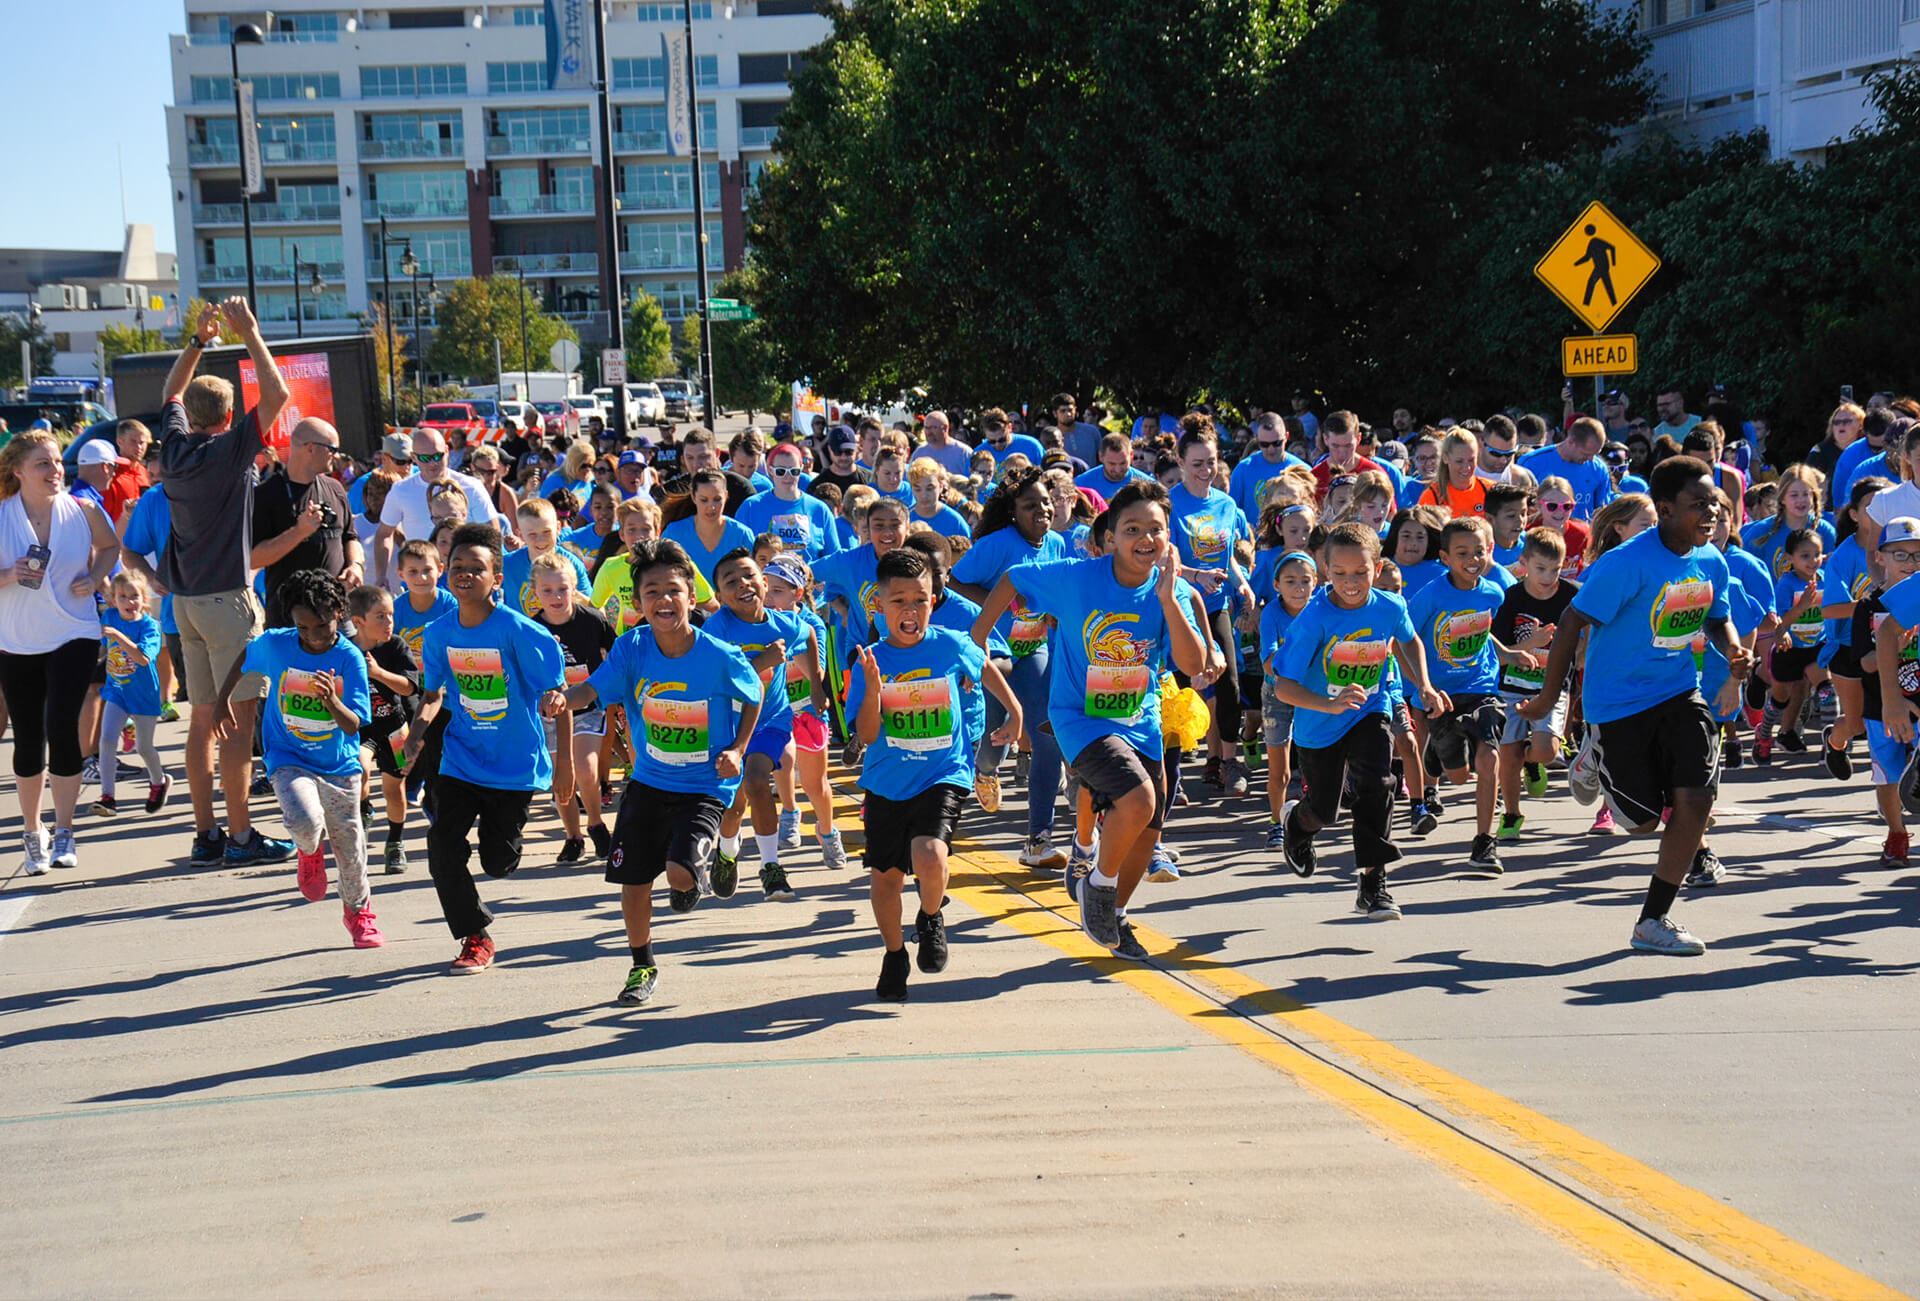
left=704, top=264, right=787, bottom=420
left=626, top=287, right=675, bottom=382
left=358, top=300, right=408, bottom=422
left=0, top=312, right=55, bottom=389
left=99, top=323, right=169, bottom=365
left=172, top=298, right=241, bottom=348
left=426, top=275, right=579, bottom=383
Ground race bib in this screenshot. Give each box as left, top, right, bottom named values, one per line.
left=1789, top=605, right=1823, bottom=647
left=278, top=667, right=338, bottom=740
left=447, top=647, right=508, bottom=723
left=1087, top=663, right=1151, bottom=722
left=784, top=660, right=811, bottom=707
left=1323, top=637, right=1390, bottom=692
left=770, top=513, right=812, bottom=550
left=880, top=677, right=955, bottom=753
left=1435, top=609, right=1492, bottom=666
left=563, top=660, right=591, bottom=687
left=642, top=696, right=709, bottom=766
left=1649, top=578, right=1714, bottom=651
left=1008, top=597, right=1051, bottom=658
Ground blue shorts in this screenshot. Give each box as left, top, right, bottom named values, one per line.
left=746, top=723, right=793, bottom=771
left=1865, top=720, right=1912, bottom=786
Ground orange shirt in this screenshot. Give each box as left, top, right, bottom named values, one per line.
left=1418, top=477, right=1487, bottom=519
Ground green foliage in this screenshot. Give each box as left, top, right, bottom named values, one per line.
left=625, top=287, right=676, bottom=382
left=0, top=313, right=56, bottom=387
left=98, top=323, right=169, bottom=365
left=356, top=300, right=407, bottom=421
left=172, top=298, right=243, bottom=348
left=427, top=276, right=579, bottom=383
left=707, top=266, right=788, bottom=419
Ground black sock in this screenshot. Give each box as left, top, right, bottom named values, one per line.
left=630, top=943, right=654, bottom=968
left=386, top=821, right=404, bottom=845
left=1641, top=876, right=1680, bottom=921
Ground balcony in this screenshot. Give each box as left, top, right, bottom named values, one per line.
left=615, top=190, right=694, bottom=212
left=362, top=196, right=469, bottom=220
left=360, top=137, right=464, bottom=159
left=1783, top=0, right=1904, bottom=81
left=198, top=261, right=348, bottom=285
left=260, top=140, right=337, bottom=162
left=614, top=129, right=667, bottom=152
left=1645, top=4, right=1754, bottom=114
left=490, top=193, right=595, bottom=218
left=739, top=125, right=778, bottom=148
left=189, top=142, right=239, bottom=165
left=620, top=249, right=696, bottom=272
left=486, top=134, right=592, bottom=157
left=185, top=29, right=339, bottom=44
left=493, top=252, right=599, bottom=274
left=192, top=200, right=342, bottom=224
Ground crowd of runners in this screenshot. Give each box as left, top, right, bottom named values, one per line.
left=2, top=301, right=1913, bottom=1004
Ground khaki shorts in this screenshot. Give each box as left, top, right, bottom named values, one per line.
left=175, top=588, right=267, bottom=705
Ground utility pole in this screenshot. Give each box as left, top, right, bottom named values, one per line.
left=592, top=0, right=629, bottom=439
left=683, top=0, right=714, bottom=413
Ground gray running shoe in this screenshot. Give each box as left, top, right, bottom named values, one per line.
left=1630, top=915, right=1706, bottom=955
left=819, top=828, right=849, bottom=869
left=1113, top=920, right=1149, bottom=962
left=1080, top=879, right=1121, bottom=948
left=1568, top=731, right=1603, bottom=806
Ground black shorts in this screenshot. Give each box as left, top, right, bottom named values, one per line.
left=362, top=725, right=405, bottom=779
left=1770, top=643, right=1820, bottom=685
left=1069, top=735, right=1168, bottom=831
left=1592, top=690, right=1719, bottom=828
left=605, top=781, right=725, bottom=885
left=1238, top=667, right=1263, bottom=712
left=164, top=632, right=185, bottom=700
left=863, top=782, right=968, bottom=874
left=1427, top=693, right=1506, bottom=771
left=90, top=642, right=107, bottom=687
left=1826, top=644, right=1862, bottom=681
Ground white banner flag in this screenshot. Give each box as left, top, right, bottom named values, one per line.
left=237, top=81, right=265, bottom=196
left=544, top=0, right=594, bottom=92
left=663, top=31, right=692, bottom=158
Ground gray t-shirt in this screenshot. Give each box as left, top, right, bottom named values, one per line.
left=158, top=397, right=262, bottom=597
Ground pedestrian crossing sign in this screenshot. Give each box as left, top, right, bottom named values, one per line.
left=1534, top=201, right=1660, bottom=333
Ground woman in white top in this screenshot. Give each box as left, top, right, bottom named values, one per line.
left=0, top=431, right=120, bottom=874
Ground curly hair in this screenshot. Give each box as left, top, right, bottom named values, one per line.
left=277, top=567, right=349, bottom=623
left=972, top=463, right=1047, bottom=541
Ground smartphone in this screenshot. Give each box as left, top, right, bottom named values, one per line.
left=18, top=542, right=49, bottom=590
left=1842, top=385, right=1855, bottom=403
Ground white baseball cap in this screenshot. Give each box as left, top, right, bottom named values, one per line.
left=76, top=440, right=119, bottom=467
left=1878, top=517, right=1920, bottom=550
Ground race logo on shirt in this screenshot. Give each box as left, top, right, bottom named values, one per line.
left=1322, top=632, right=1391, bottom=691
left=1008, top=594, right=1053, bottom=658
left=1083, top=611, right=1152, bottom=722
left=1648, top=578, right=1714, bottom=650
left=879, top=669, right=954, bottom=753
left=856, top=580, right=881, bottom=626
left=639, top=683, right=708, bottom=765
left=105, top=639, right=138, bottom=686
left=769, top=513, right=813, bottom=551
left=399, top=623, right=427, bottom=664
left=1185, top=515, right=1229, bottom=564
left=447, top=646, right=508, bottom=723
left=1432, top=608, right=1492, bottom=666
left=277, top=667, right=338, bottom=739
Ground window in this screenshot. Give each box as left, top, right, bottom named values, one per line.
left=552, top=165, right=593, bottom=208
left=372, top=228, right=473, bottom=278
left=740, top=52, right=807, bottom=84
left=204, top=234, right=345, bottom=274
left=363, top=112, right=464, bottom=151
left=626, top=221, right=697, bottom=268
left=511, top=5, right=545, bottom=23
left=275, top=12, right=341, bottom=39
left=696, top=54, right=718, bottom=87
left=361, top=65, right=468, bottom=98
left=631, top=3, right=714, bottom=19
left=389, top=8, right=466, bottom=27
left=619, top=162, right=721, bottom=208
left=488, top=61, right=547, bottom=94
left=489, top=107, right=593, bottom=151
left=613, top=57, right=664, bottom=90
left=757, top=0, right=817, bottom=13
left=193, top=73, right=341, bottom=102
left=641, top=279, right=698, bottom=316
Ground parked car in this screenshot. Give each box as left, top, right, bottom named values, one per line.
left=654, top=378, right=694, bottom=422
left=499, top=399, right=539, bottom=436
left=416, top=402, right=488, bottom=444
left=567, top=393, right=606, bottom=429
left=627, top=382, right=666, bottom=427
left=534, top=400, right=579, bottom=441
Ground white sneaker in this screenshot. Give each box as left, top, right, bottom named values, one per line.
left=50, top=827, right=77, bottom=870
left=20, top=829, right=49, bottom=876
left=1568, top=731, right=1603, bottom=806
left=819, top=828, right=848, bottom=869
left=1018, top=834, right=1066, bottom=871
left=1630, top=915, right=1706, bottom=956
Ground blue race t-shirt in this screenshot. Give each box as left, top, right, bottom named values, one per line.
left=982, top=433, right=1046, bottom=466
left=1076, top=465, right=1151, bottom=501
left=499, top=545, right=591, bottom=620
left=1006, top=556, right=1200, bottom=764
left=1820, top=535, right=1874, bottom=656
left=662, top=514, right=757, bottom=585
left=814, top=544, right=884, bottom=649
left=702, top=605, right=812, bottom=737
left=562, top=523, right=614, bottom=565
left=101, top=611, right=163, bottom=716
left=1406, top=575, right=1506, bottom=696
left=951, top=526, right=1067, bottom=656
left=538, top=470, right=591, bottom=509
left=1774, top=571, right=1826, bottom=649
left=121, top=487, right=177, bottom=635
left=1168, top=482, right=1249, bottom=613
left=1740, top=516, right=1835, bottom=581
left=1400, top=559, right=1447, bottom=599
left=586, top=626, right=761, bottom=801
left=1276, top=588, right=1418, bottom=749
left=1259, top=599, right=1301, bottom=674
left=244, top=628, right=372, bottom=780
left=1519, top=447, right=1616, bottom=520
left=1833, top=440, right=1882, bottom=508
left=874, top=588, right=1000, bottom=746
left=1570, top=527, right=1731, bottom=723
left=735, top=489, right=842, bottom=562
left=393, top=587, right=457, bottom=668
left=1701, top=574, right=1771, bottom=722
left=846, top=626, right=987, bottom=802
left=1228, top=451, right=1308, bottom=521
left=908, top=502, right=973, bottom=538
left=422, top=605, right=565, bottom=791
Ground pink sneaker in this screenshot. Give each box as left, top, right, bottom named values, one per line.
left=1589, top=807, right=1616, bottom=835
left=119, top=723, right=136, bottom=754
left=296, top=847, right=328, bottom=901
left=343, top=906, right=385, bottom=948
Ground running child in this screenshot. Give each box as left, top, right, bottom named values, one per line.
left=1491, top=528, right=1576, bottom=842
left=1758, top=528, right=1828, bottom=762
left=531, top=551, right=615, bottom=864
left=1817, top=476, right=1891, bottom=780
left=501, top=497, right=591, bottom=619
left=346, top=584, right=419, bottom=874
left=1857, top=517, right=1920, bottom=867
left=1259, top=551, right=1317, bottom=848
left=92, top=572, right=171, bottom=817
left=761, top=554, right=849, bottom=868
left=391, top=538, right=456, bottom=667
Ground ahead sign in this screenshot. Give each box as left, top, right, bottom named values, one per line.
left=1534, top=201, right=1660, bottom=333
left=1562, top=334, right=1638, bottom=378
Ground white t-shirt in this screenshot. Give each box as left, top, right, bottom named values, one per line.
left=378, top=469, right=499, bottom=545
left=0, top=493, right=104, bottom=654
left=1865, top=480, right=1920, bottom=530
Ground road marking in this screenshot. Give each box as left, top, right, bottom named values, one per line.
left=0, top=895, right=32, bottom=950
left=944, top=847, right=1909, bottom=1301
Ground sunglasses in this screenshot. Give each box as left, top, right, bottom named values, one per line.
left=1485, top=445, right=1517, bottom=458
left=1257, top=438, right=1281, bottom=448
left=770, top=465, right=802, bottom=478
left=415, top=452, right=445, bottom=464
left=1542, top=501, right=1574, bottom=514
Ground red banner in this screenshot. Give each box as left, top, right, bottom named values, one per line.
left=240, top=352, right=334, bottom=453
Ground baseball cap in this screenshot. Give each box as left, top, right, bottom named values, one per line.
left=764, top=554, right=810, bottom=591
left=1602, top=388, right=1626, bottom=402
left=382, top=434, right=413, bottom=461
left=826, top=424, right=857, bottom=452
left=76, top=440, right=119, bottom=466
left=1376, top=439, right=1407, bottom=465
left=29, top=418, right=52, bottom=431
left=618, top=449, right=646, bottom=468
left=1877, top=517, right=1920, bottom=550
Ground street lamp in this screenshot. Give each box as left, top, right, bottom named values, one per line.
left=401, top=246, right=425, bottom=410
left=228, top=21, right=267, bottom=314
left=516, top=261, right=531, bottom=400
left=290, top=242, right=324, bottom=339
left=378, top=216, right=407, bottom=421
left=683, top=0, right=717, bottom=411
left=416, top=272, right=436, bottom=409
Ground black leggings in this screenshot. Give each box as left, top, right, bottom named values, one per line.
left=0, top=638, right=98, bottom=778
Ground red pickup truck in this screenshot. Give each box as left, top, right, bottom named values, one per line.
left=416, top=402, right=488, bottom=443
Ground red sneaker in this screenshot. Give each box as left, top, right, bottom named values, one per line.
left=1880, top=833, right=1910, bottom=868
left=144, top=775, right=172, bottom=814
left=296, top=847, right=328, bottom=901
left=343, top=907, right=386, bottom=948
left=449, top=934, right=495, bottom=974
left=119, top=723, right=136, bottom=754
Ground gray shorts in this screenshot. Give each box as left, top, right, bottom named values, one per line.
left=1499, top=691, right=1566, bottom=745
left=544, top=706, right=609, bottom=750
left=1260, top=676, right=1295, bottom=749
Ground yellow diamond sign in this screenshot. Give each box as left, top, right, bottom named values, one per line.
left=1534, top=201, right=1660, bottom=334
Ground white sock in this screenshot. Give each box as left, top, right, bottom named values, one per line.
left=1074, top=839, right=1095, bottom=856
left=1091, top=867, right=1118, bottom=889
left=719, top=833, right=741, bottom=858
left=755, top=833, right=780, bottom=864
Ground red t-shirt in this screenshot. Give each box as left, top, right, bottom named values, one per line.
left=103, top=461, right=149, bottom=525
left=1312, top=455, right=1385, bottom=501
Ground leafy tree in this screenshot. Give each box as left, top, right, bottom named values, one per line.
left=99, top=322, right=169, bottom=365
left=427, top=276, right=579, bottom=383
left=0, top=312, right=56, bottom=388
left=172, top=298, right=241, bottom=347
left=357, top=300, right=408, bottom=421
left=704, top=265, right=787, bottom=419
left=626, top=287, right=676, bottom=383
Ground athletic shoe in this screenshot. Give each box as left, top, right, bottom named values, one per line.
left=1264, top=822, right=1287, bottom=852
left=1723, top=735, right=1744, bottom=770
left=974, top=772, right=1001, bottom=813
left=1160, top=843, right=1181, bottom=864
left=588, top=823, right=612, bottom=860
left=360, top=800, right=377, bottom=832
left=79, top=757, right=100, bottom=787
left=296, top=847, right=328, bottom=901
left=1113, top=920, right=1150, bottom=962
left=760, top=863, right=797, bottom=901
left=668, top=886, right=701, bottom=913
left=383, top=840, right=408, bottom=875
left=158, top=703, right=181, bottom=724
left=1018, top=834, right=1067, bottom=871
left=711, top=851, right=739, bottom=899
left=1753, top=737, right=1773, bottom=765
left=1408, top=802, right=1438, bottom=837
left=1080, top=878, right=1121, bottom=948
left=777, top=808, right=802, bottom=851
left=1879, top=832, right=1910, bottom=868
left=249, top=771, right=274, bottom=797
left=91, top=795, right=118, bottom=819
left=617, top=965, right=658, bottom=1005
left=1777, top=729, right=1808, bottom=754
left=1170, top=785, right=1191, bottom=808
left=1354, top=874, right=1402, bottom=920
left=556, top=837, right=585, bottom=865
left=1065, top=841, right=1095, bottom=903
left=1684, top=847, right=1726, bottom=888
left=1424, top=785, right=1445, bottom=816
left=1014, top=750, right=1031, bottom=784
left=1523, top=761, right=1549, bottom=798
left=226, top=831, right=295, bottom=866
left=1568, top=733, right=1603, bottom=805
left=1630, top=915, right=1706, bottom=956
left=144, top=775, right=172, bottom=814
left=843, top=737, right=865, bottom=768
left=1279, top=799, right=1316, bottom=878
left=915, top=910, right=949, bottom=974
left=1224, top=758, right=1252, bottom=798
left=1146, top=844, right=1180, bottom=883
left=189, top=827, right=226, bottom=865
left=1466, top=834, right=1502, bottom=874
left=820, top=828, right=849, bottom=869
left=20, top=829, right=49, bottom=877
left=49, top=828, right=77, bottom=870
left=119, top=723, right=135, bottom=754
left=1822, top=726, right=1852, bottom=780
left=1589, top=807, right=1616, bottom=835
left=1497, top=811, right=1525, bottom=841
left=1202, top=757, right=1225, bottom=792
left=449, top=934, right=495, bottom=973
left=343, top=907, right=385, bottom=948
left=876, top=947, right=910, bottom=1002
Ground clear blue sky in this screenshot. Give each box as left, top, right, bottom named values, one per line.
left=5, top=4, right=180, bottom=253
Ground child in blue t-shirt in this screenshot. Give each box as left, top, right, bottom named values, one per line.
left=762, top=553, right=848, bottom=869
left=218, top=569, right=380, bottom=949
left=568, top=538, right=763, bottom=1007
left=391, top=539, right=456, bottom=668
left=1758, top=528, right=1827, bottom=762
left=1274, top=523, right=1448, bottom=921
left=94, top=572, right=171, bottom=818
left=850, top=547, right=1020, bottom=1002
left=1258, top=552, right=1317, bottom=846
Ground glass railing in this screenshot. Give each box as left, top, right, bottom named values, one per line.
left=199, top=261, right=348, bottom=284
left=619, top=250, right=695, bottom=271
left=193, top=204, right=242, bottom=223
left=616, top=191, right=691, bottom=211
left=493, top=252, right=600, bottom=274
left=185, top=30, right=339, bottom=44
left=246, top=200, right=343, bottom=222
left=486, top=134, right=593, bottom=156
left=614, top=130, right=667, bottom=151
left=489, top=194, right=596, bottom=217
left=739, top=126, right=778, bottom=148
left=260, top=140, right=337, bottom=161
left=359, top=137, right=464, bottom=159
left=188, top=142, right=239, bottom=165
left=361, top=197, right=469, bottom=218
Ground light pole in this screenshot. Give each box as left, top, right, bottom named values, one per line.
left=378, top=216, right=406, bottom=420
left=590, top=0, right=628, bottom=439
left=228, top=22, right=266, bottom=314
left=417, top=271, right=436, bottom=410
left=290, top=243, right=324, bottom=339
left=402, top=246, right=422, bottom=413
left=516, top=261, right=531, bottom=400
left=683, top=0, right=715, bottom=411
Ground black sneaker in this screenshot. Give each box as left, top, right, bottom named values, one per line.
left=711, top=851, right=739, bottom=898
left=1466, top=833, right=1502, bottom=875
left=1355, top=871, right=1403, bottom=920
left=1723, top=735, right=1744, bottom=770
left=1279, top=799, right=1316, bottom=878
left=617, top=965, right=658, bottom=1005
left=249, top=771, right=274, bottom=798
left=1424, top=785, right=1445, bottom=816
left=1821, top=726, right=1852, bottom=780
left=760, top=862, right=797, bottom=901
left=668, top=886, right=700, bottom=914
left=1113, top=920, right=1149, bottom=962
left=1776, top=729, right=1808, bottom=753
left=876, top=946, right=909, bottom=1002
left=1684, top=847, right=1727, bottom=888
left=556, top=837, right=585, bottom=865
left=588, top=823, right=612, bottom=859
left=915, top=909, right=949, bottom=973
left=1409, top=802, right=1438, bottom=837
left=1201, top=757, right=1225, bottom=791
left=189, top=827, right=226, bottom=865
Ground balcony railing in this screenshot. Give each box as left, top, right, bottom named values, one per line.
left=189, top=142, right=239, bottom=165
left=362, top=196, right=469, bottom=219
left=1784, top=0, right=1903, bottom=81
left=739, top=125, right=778, bottom=148
left=490, top=194, right=595, bottom=217
left=1645, top=4, right=1754, bottom=112
left=493, top=252, right=599, bottom=274
left=198, top=261, right=348, bottom=285
left=616, top=190, right=692, bottom=211
left=260, top=140, right=337, bottom=162
left=614, top=129, right=668, bottom=151
left=360, top=137, right=464, bottom=159
left=185, top=30, right=340, bottom=44
left=486, top=134, right=592, bottom=156
left=193, top=201, right=342, bottom=224
left=620, top=249, right=696, bottom=272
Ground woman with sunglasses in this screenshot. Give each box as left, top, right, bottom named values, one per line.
left=467, top=446, right=521, bottom=535
left=1532, top=477, right=1591, bottom=579
left=736, top=442, right=844, bottom=563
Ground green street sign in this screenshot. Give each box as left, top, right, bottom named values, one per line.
left=708, top=302, right=757, bottom=321
left=709, top=297, right=739, bottom=308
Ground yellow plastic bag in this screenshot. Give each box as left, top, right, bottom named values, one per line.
left=1159, top=672, right=1210, bottom=749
